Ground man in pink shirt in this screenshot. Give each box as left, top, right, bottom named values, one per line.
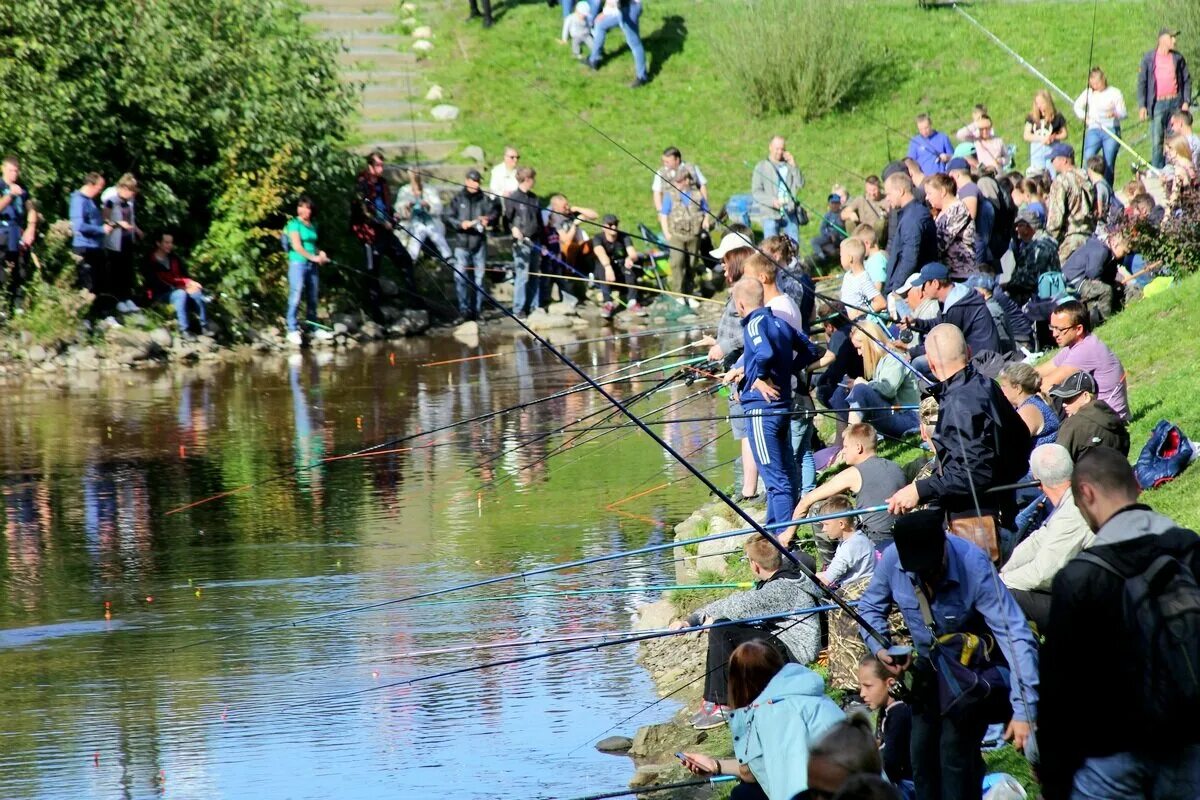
left=1037, top=300, right=1129, bottom=421
left=1137, top=27, right=1192, bottom=168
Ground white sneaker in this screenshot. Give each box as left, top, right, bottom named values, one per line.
left=286, top=330, right=302, bottom=346
left=312, top=328, right=334, bottom=341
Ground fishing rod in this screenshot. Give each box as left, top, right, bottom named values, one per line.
left=481, top=266, right=722, bottom=306
left=558, top=405, right=920, bottom=434
left=174, top=504, right=877, bottom=651
left=163, top=347, right=703, bottom=516
left=552, top=776, right=736, bottom=800
left=951, top=2, right=1156, bottom=174
left=407, top=581, right=752, bottom=609
left=294, top=603, right=849, bottom=706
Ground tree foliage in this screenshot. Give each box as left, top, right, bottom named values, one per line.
left=0, top=0, right=358, bottom=302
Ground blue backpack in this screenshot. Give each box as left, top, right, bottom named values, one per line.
left=1037, top=270, right=1067, bottom=300
left=1135, top=420, right=1195, bottom=490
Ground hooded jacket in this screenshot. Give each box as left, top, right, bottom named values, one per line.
left=915, top=363, right=1032, bottom=518
left=737, top=307, right=822, bottom=410
left=691, top=566, right=822, bottom=666
left=911, top=283, right=1002, bottom=356
left=1039, top=505, right=1200, bottom=799
left=1057, top=399, right=1129, bottom=461
left=729, top=664, right=845, bottom=800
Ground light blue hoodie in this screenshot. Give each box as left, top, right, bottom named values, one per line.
left=729, top=664, right=845, bottom=800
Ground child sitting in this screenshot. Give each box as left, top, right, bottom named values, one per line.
left=814, top=495, right=874, bottom=589
left=561, top=1, right=593, bottom=58
left=838, top=237, right=886, bottom=320
left=854, top=223, right=887, bottom=291
left=858, top=655, right=915, bottom=799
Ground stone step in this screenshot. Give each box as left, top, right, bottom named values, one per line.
left=355, top=139, right=461, bottom=162
left=361, top=84, right=419, bottom=102
left=317, top=32, right=406, bottom=49
left=303, top=0, right=401, bottom=13
left=361, top=99, right=422, bottom=119
left=302, top=10, right=395, bottom=32
left=337, top=48, right=419, bottom=69
left=341, top=68, right=421, bottom=84
left=356, top=119, right=448, bottom=137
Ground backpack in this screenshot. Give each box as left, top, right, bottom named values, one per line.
left=1135, top=420, right=1196, bottom=490
left=666, top=182, right=704, bottom=239
left=1037, top=270, right=1067, bottom=300
left=1077, top=539, right=1200, bottom=728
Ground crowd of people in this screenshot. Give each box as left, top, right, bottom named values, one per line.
left=639, top=27, right=1200, bottom=800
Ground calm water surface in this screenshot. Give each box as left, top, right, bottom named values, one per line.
left=0, top=327, right=734, bottom=800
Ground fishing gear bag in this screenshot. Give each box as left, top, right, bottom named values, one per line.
left=911, top=579, right=1012, bottom=721
left=1134, top=419, right=1195, bottom=490
left=1076, top=539, right=1200, bottom=729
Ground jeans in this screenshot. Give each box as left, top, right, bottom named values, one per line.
left=789, top=414, right=816, bottom=496
left=847, top=383, right=920, bottom=440
left=1070, top=744, right=1200, bottom=800
left=911, top=684, right=991, bottom=800
left=1029, top=142, right=1053, bottom=174
left=406, top=220, right=451, bottom=261
left=1151, top=97, right=1183, bottom=169
left=166, top=289, right=207, bottom=330
left=1083, top=126, right=1121, bottom=186
left=286, top=259, right=319, bottom=333
left=762, top=211, right=800, bottom=245
left=453, top=245, right=487, bottom=317
left=1015, top=492, right=1053, bottom=537
left=588, top=0, right=646, bottom=80
left=512, top=241, right=541, bottom=316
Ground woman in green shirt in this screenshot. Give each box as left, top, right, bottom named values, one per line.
left=285, top=195, right=329, bottom=345
left=844, top=320, right=921, bottom=439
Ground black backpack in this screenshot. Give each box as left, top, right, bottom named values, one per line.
left=1077, top=537, right=1200, bottom=727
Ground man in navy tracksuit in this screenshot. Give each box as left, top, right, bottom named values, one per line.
left=730, top=278, right=823, bottom=526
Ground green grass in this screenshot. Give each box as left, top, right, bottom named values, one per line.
left=430, top=0, right=1157, bottom=238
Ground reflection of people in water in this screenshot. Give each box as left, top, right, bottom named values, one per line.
left=83, top=461, right=153, bottom=584
left=3, top=474, right=51, bottom=608
left=290, top=357, right=326, bottom=499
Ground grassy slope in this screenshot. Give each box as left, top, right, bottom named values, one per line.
left=431, top=0, right=1155, bottom=232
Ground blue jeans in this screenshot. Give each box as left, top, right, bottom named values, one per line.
left=761, top=212, right=800, bottom=245
left=588, top=1, right=646, bottom=80
left=789, top=414, right=816, bottom=496
left=453, top=245, right=487, bottom=317
left=1083, top=126, right=1121, bottom=186
left=1151, top=97, right=1183, bottom=169
left=286, top=260, right=319, bottom=333
left=744, top=406, right=796, bottom=526
left=512, top=241, right=542, bottom=316
left=166, top=288, right=206, bottom=330
left=847, top=383, right=919, bottom=439
left=1029, top=142, right=1053, bottom=174
left=1071, top=744, right=1200, bottom=799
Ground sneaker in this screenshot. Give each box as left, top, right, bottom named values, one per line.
left=625, top=300, right=647, bottom=316
left=629, top=77, right=647, bottom=88
left=691, top=702, right=731, bottom=730
left=312, top=328, right=334, bottom=341
left=601, top=301, right=615, bottom=319
left=286, top=330, right=302, bottom=346
left=733, top=492, right=762, bottom=503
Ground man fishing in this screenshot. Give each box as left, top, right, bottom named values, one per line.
left=723, top=277, right=822, bottom=528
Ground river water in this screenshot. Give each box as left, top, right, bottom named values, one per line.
left=0, top=327, right=734, bottom=800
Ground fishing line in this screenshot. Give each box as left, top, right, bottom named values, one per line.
left=950, top=2, right=1155, bottom=174
left=1079, top=0, right=1099, bottom=161
left=481, top=266, right=721, bottom=306
left=552, top=775, right=736, bottom=800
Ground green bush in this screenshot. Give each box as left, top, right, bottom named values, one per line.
left=1125, top=193, right=1200, bottom=276
left=0, top=0, right=358, bottom=309
left=705, top=0, right=878, bottom=120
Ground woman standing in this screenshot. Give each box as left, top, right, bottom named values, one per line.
left=843, top=321, right=920, bottom=440
left=924, top=174, right=976, bottom=281
left=1073, top=67, right=1128, bottom=185
left=1024, top=90, right=1069, bottom=175
left=678, top=641, right=844, bottom=800
left=285, top=196, right=331, bottom=346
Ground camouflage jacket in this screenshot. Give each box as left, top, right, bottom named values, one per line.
left=1046, top=168, right=1097, bottom=243
left=1010, top=229, right=1061, bottom=293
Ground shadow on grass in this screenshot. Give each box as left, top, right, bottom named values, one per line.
left=644, top=15, right=687, bottom=82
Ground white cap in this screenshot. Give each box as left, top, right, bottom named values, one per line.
left=709, top=232, right=755, bottom=259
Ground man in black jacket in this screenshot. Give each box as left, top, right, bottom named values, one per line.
left=888, top=324, right=1032, bottom=559
left=502, top=166, right=545, bottom=318
left=883, top=172, right=938, bottom=294
left=1138, top=27, right=1193, bottom=168
left=445, top=168, right=500, bottom=320
left=1039, top=447, right=1200, bottom=799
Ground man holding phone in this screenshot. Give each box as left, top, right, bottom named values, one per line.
left=751, top=136, right=805, bottom=243
left=857, top=509, right=1040, bottom=800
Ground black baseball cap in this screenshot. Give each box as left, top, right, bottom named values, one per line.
left=602, top=213, right=619, bottom=226
left=893, top=509, right=947, bottom=573
left=1048, top=371, right=1098, bottom=400
left=465, top=168, right=482, bottom=182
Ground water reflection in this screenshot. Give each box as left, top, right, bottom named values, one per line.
left=0, top=332, right=732, bottom=799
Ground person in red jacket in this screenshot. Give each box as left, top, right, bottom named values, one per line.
left=147, top=233, right=207, bottom=335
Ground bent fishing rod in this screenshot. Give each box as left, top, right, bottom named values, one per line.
left=552, top=776, right=737, bottom=800
left=163, top=345, right=704, bottom=516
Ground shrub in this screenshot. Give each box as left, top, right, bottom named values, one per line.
left=1148, top=0, right=1200, bottom=68
left=706, top=0, right=878, bottom=120
left=1124, top=192, right=1200, bottom=277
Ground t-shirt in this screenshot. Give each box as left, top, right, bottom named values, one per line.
left=1026, top=112, right=1067, bottom=140
left=840, top=269, right=881, bottom=313
left=0, top=180, right=29, bottom=252
left=1051, top=333, right=1129, bottom=420
left=766, top=293, right=802, bottom=332
left=591, top=231, right=633, bottom=264
left=285, top=217, right=319, bottom=263
left=864, top=251, right=887, bottom=286
left=1155, top=51, right=1178, bottom=99
left=101, top=186, right=136, bottom=252
left=823, top=530, right=875, bottom=587
left=958, top=181, right=981, bottom=203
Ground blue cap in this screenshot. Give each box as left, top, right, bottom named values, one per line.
left=965, top=273, right=997, bottom=292
left=1049, top=142, right=1075, bottom=162
left=827, top=193, right=842, bottom=203
left=918, top=262, right=951, bottom=283
left=947, top=157, right=972, bottom=173
left=953, top=141, right=977, bottom=159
